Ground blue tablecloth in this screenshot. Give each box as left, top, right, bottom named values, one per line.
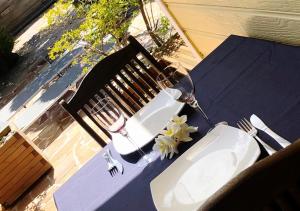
left=53, top=35, right=300, bottom=211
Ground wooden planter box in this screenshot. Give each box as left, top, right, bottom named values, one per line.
left=0, top=125, right=52, bottom=207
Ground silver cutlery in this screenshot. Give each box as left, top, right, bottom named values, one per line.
left=237, top=118, right=276, bottom=155
left=103, top=151, right=118, bottom=176
left=250, top=114, right=290, bottom=148
left=106, top=149, right=124, bottom=174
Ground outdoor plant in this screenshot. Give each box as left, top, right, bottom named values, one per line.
left=156, top=16, right=172, bottom=42
left=153, top=115, right=198, bottom=160
left=44, top=0, right=176, bottom=71
left=136, top=0, right=163, bottom=47
left=44, top=0, right=73, bottom=26
left=46, top=0, right=139, bottom=72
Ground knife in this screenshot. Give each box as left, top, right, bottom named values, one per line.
left=106, top=149, right=124, bottom=174
left=250, top=114, right=290, bottom=148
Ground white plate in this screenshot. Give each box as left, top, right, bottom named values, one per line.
left=112, top=90, right=184, bottom=155
left=150, top=125, right=260, bottom=211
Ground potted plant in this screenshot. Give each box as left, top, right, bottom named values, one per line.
left=0, top=125, right=52, bottom=207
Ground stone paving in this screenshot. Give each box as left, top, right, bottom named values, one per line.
left=0, top=47, right=83, bottom=124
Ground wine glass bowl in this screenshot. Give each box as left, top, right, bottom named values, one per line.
left=91, top=98, right=127, bottom=135
left=157, top=67, right=195, bottom=103
left=92, top=97, right=154, bottom=166
left=157, top=63, right=210, bottom=123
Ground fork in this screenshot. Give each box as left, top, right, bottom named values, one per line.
left=103, top=152, right=118, bottom=176
left=107, top=149, right=124, bottom=174
left=237, top=118, right=276, bottom=155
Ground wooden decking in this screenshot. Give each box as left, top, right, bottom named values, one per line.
left=2, top=45, right=199, bottom=211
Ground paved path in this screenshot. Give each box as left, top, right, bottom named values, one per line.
left=0, top=47, right=83, bottom=124
left=13, top=61, right=83, bottom=129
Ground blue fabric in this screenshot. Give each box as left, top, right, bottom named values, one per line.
left=53, top=35, right=300, bottom=211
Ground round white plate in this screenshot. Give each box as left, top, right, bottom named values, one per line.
left=150, top=125, right=261, bottom=211
left=112, top=90, right=185, bottom=155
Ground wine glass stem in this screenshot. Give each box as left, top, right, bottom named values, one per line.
left=191, top=100, right=208, bottom=119
left=120, top=129, right=150, bottom=162
left=189, top=100, right=213, bottom=126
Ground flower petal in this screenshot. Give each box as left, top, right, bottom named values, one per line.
left=187, top=126, right=198, bottom=133
left=172, top=115, right=187, bottom=125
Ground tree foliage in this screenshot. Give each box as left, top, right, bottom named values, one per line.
left=136, top=0, right=163, bottom=47
left=47, top=0, right=138, bottom=71
left=44, top=0, right=73, bottom=26
left=45, top=0, right=173, bottom=72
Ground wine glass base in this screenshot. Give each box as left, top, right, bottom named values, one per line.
left=136, top=151, right=159, bottom=167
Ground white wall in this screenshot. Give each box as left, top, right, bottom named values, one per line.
left=161, top=0, right=300, bottom=56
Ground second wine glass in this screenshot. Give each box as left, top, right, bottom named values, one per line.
left=157, top=63, right=210, bottom=124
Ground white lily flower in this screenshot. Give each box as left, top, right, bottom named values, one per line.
left=154, top=115, right=198, bottom=159
left=161, top=123, right=180, bottom=137
left=174, top=128, right=193, bottom=142
left=168, top=143, right=179, bottom=159
left=181, top=123, right=198, bottom=133
left=172, top=123, right=197, bottom=142
left=172, top=115, right=187, bottom=126
left=153, top=135, right=179, bottom=160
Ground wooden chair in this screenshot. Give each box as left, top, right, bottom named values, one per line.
left=200, top=139, right=300, bottom=211
left=60, top=36, right=164, bottom=146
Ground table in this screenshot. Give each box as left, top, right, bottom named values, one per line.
left=53, top=35, right=300, bottom=211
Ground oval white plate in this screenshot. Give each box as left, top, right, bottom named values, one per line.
left=112, top=90, right=185, bottom=155
left=150, top=125, right=260, bottom=211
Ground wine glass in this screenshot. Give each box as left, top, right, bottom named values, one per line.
left=91, top=97, right=154, bottom=166
left=157, top=63, right=211, bottom=125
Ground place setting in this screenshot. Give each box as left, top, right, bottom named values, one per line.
left=92, top=62, right=212, bottom=168
left=84, top=60, right=291, bottom=210
left=53, top=35, right=299, bottom=211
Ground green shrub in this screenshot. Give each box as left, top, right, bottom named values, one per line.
left=0, top=27, right=14, bottom=55
left=156, top=16, right=171, bottom=42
